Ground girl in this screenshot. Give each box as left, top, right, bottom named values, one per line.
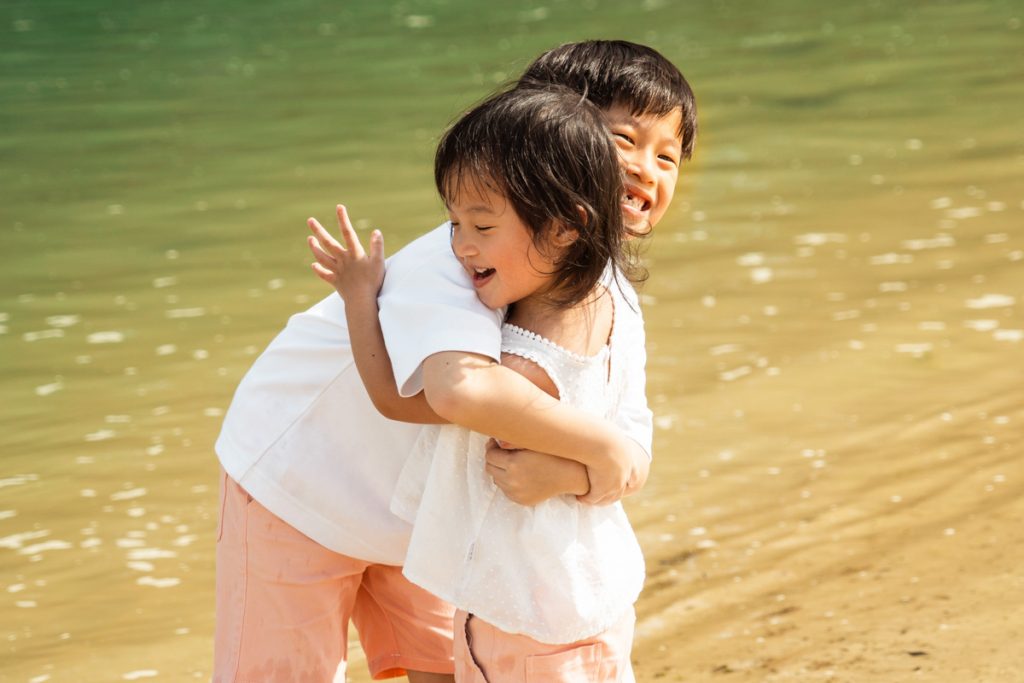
left=314, top=85, right=646, bottom=682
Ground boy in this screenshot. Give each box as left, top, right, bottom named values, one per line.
left=213, top=40, right=696, bottom=683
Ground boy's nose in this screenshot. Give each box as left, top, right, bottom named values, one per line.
left=622, top=156, right=655, bottom=185
left=625, top=154, right=656, bottom=186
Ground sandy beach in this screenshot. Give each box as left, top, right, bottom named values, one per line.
left=631, top=366, right=1023, bottom=682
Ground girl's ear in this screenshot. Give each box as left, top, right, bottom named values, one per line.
left=550, top=204, right=587, bottom=248
left=551, top=221, right=579, bottom=248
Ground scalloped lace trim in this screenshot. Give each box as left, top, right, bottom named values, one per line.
left=502, top=323, right=610, bottom=364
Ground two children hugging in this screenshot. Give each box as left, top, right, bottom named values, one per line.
left=214, top=40, right=696, bottom=683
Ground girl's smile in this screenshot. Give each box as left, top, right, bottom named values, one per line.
left=447, top=181, right=562, bottom=311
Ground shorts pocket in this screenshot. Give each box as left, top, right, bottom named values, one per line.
left=525, top=643, right=601, bottom=682
left=216, top=469, right=228, bottom=542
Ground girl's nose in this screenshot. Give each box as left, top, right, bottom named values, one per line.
left=449, top=224, right=476, bottom=257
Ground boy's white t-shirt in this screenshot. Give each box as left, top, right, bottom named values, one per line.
left=215, top=224, right=502, bottom=565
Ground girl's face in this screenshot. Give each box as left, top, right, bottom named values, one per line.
left=447, top=181, right=563, bottom=310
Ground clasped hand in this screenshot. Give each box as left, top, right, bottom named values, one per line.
left=485, top=439, right=632, bottom=507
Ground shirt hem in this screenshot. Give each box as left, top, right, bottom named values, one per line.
left=217, top=449, right=410, bottom=566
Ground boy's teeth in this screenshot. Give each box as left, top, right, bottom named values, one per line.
left=624, top=193, right=646, bottom=210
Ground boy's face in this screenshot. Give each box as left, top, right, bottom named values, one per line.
left=604, top=104, right=684, bottom=236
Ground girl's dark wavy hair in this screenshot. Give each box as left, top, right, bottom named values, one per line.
left=518, top=40, right=698, bottom=162
left=435, top=84, right=633, bottom=309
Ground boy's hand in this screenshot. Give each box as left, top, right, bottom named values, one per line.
left=307, top=205, right=385, bottom=302
left=485, top=440, right=589, bottom=506
left=577, top=443, right=633, bottom=505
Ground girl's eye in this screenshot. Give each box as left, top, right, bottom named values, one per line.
left=476, top=225, right=495, bottom=232
left=613, top=132, right=635, bottom=145
left=659, top=154, right=679, bottom=166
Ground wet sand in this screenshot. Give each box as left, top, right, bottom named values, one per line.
left=631, top=367, right=1023, bottom=682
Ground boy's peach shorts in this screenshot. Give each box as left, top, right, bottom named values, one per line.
left=213, top=471, right=456, bottom=682
left=454, top=608, right=636, bottom=683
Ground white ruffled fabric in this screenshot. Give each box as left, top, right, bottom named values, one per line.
left=392, top=286, right=645, bottom=644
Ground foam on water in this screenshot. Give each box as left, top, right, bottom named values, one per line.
left=966, top=294, right=1015, bottom=309
left=87, top=331, right=125, bottom=344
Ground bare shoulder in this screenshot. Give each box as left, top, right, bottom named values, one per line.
left=500, top=351, right=559, bottom=398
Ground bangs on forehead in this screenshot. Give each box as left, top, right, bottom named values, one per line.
left=613, top=69, right=688, bottom=139
left=439, top=161, right=505, bottom=207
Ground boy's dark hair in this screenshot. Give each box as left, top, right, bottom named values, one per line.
left=518, top=40, right=697, bottom=161
left=435, top=84, right=630, bottom=309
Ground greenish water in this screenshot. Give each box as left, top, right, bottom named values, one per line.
left=2, top=1, right=1022, bottom=681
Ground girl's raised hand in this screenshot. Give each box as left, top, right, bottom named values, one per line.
left=307, top=205, right=385, bottom=302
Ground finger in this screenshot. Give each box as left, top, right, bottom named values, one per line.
left=310, top=262, right=337, bottom=284
left=594, top=489, right=622, bottom=506
left=307, top=237, right=338, bottom=270
left=368, top=229, right=385, bottom=263
left=485, top=448, right=510, bottom=468
left=308, top=217, right=345, bottom=255
left=336, top=205, right=365, bottom=257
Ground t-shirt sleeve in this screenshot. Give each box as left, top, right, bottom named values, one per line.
left=614, top=285, right=655, bottom=459
left=378, top=226, right=503, bottom=397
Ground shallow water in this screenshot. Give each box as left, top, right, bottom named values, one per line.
left=2, top=1, right=1022, bottom=681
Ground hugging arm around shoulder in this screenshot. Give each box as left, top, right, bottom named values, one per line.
left=375, top=225, right=647, bottom=501
left=420, top=350, right=638, bottom=503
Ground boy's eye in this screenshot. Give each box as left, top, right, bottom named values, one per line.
left=476, top=225, right=495, bottom=232
left=613, top=132, right=635, bottom=145
left=659, top=154, right=679, bottom=166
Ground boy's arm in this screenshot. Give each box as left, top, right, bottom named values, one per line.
left=486, top=440, right=649, bottom=505
left=307, top=206, right=445, bottom=424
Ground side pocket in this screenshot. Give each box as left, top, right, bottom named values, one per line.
left=216, top=469, right=229, bottom=542
left=524, top=643, right=601, bottom=681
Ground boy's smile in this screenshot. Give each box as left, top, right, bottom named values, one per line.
left=604, top=104, right=684, bottom=235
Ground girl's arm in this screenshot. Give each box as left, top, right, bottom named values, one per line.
left=483, top=347, right=650, bottom=506
left=421, top=352, right=636, bottom=504
left=307, top=206, right=444, bottom=424
left=482, top=354, right=590, bottom=503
